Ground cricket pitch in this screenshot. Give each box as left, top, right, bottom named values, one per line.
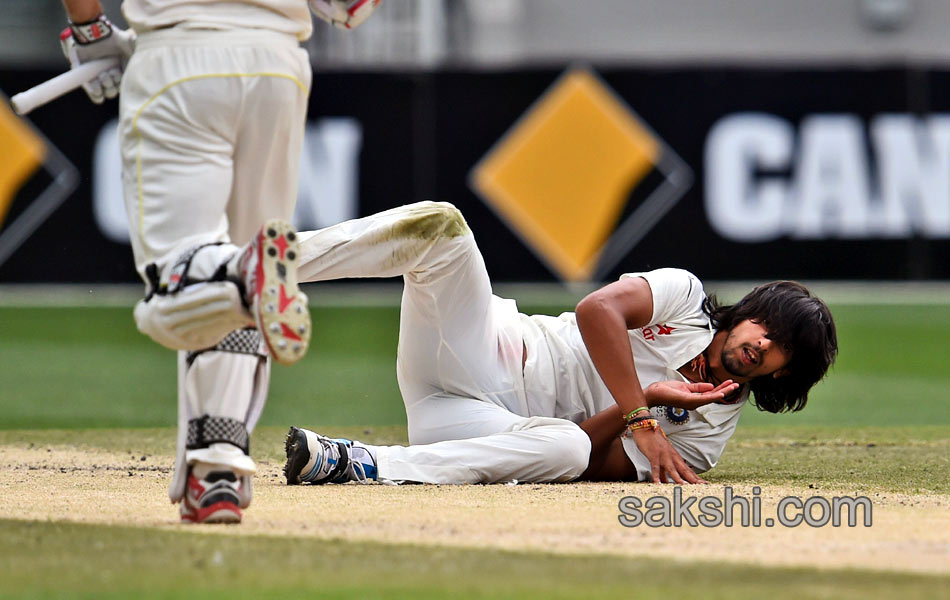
left=0, top=441, right=946, bottom=575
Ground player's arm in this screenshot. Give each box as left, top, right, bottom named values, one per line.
left=577, top=277, right=723, bottom=484
left=579, top=381, right=740, bottom=453
left=579, top=431, right=707, bottom=483
left=575, top=277, right=654, bottom=416
left=61, top=0, right=102, bottom=23
left=576, top=277, right=692, bottom=483
left=59, top=0, right=135, bottom=105
left=576, top=380, right=735, bottom=482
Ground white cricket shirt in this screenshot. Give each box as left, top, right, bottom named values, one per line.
left=122, top=0, right=313, bottom=40
left=520, top=268, right=747, bottom=476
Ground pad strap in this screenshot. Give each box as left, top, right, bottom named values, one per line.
left=167, top=242, right=226, bottom=294
left=142, top=242, right=227, bottom=301
left=187, top=415, right=250, bottom=455
left=186, top=328, right=265, bottom=365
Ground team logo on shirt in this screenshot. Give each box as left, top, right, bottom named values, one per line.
left=641, top=324, right=674, bottom=341
left=664, top=406, right=690, bottom=425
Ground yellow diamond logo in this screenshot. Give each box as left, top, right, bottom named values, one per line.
left=470, top=68, right=691, bottom=282
left=0, top=98, right=46, bottom=227
left=0, top=94, right=78, bottom=267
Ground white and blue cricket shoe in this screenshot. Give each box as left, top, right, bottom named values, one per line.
left=284, top=426, right=377, bottom=485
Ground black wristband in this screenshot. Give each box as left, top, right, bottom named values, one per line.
left=625, top=415, right=655, bottom=426
left=69, top=14, right=113, bottom=44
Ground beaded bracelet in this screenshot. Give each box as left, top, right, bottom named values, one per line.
left=627, top=417, right=657, bottom=430
left=622, top=418, right=658, bottom=438
left=622, top=407, right=651, bottom=422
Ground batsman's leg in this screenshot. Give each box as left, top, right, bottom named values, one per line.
left=121, top=33, right=310, bottom=363
left=172, top=331, right=270, bottom=523
left=118, top=35, right=311, bottom=523
left=225, top=50, right=311, bottom=364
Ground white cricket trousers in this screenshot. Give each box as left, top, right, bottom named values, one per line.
left=117, top=27, right=311, bottom=502
left=118, top=27, right=311, bottom=272
left=296, top=202, right=592, bottom=484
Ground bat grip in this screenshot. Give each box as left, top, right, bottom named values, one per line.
left=10, top=58, right=121, bottom=115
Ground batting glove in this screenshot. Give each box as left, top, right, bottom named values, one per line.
left=59, top=14, right=135, bottom=104
left=310, top=0, right=382, bottom=30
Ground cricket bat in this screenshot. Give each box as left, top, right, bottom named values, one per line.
left=11, top=58, right=120, bottom=116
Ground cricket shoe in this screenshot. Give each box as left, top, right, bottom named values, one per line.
left=238, top=220, right=310, bottom=365
left=180, top=463, right=244, bottom=524
left=283, top=426, right=377, bottom=485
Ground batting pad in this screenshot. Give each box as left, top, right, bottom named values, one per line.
left=168, top=329, right=271, bottom=506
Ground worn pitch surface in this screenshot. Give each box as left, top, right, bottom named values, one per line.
left=1, top=442, right=946, bottom=575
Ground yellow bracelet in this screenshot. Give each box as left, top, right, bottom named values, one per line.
left=623, top=407, right=651, bottom=422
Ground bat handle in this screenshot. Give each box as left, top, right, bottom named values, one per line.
left=11, top=58, right=121, bottom=116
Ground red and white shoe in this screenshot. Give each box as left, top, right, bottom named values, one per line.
left=180, top=464, right=244, bottom=524
left=240, top=220, right=311, bottom=365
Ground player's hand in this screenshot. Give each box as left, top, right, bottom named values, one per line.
left=60, top=14, right=135, bottom=104
left=644, top=380, right=739, bottom=411
left=310, top=0, right=382, bottom=29
left=665, top=434, right=707, bottom=484
left=629, top=426, right=706, bottom=484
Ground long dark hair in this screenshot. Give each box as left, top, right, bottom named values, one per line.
left=703, top=281, right=837, bottom=413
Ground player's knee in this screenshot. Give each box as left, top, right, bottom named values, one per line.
left=133, top=281, right=252, bottom=351
left=511, top=417, right=592, bottom=480
left=399, top=202, right=471, bottom=241
left=542, top=426, right=591, bottom=481
left=561, top=427, right=593, bottom=479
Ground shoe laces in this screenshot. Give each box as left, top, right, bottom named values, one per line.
left=342, top=446, right=372, bottom=484
left=297, top=433, right=375, bottom=484
left=325, top=438, right=375, bottom=484
left=325, top=439, right=359, bottom=484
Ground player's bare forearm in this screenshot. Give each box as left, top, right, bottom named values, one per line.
left=578, top=392, right=714, bottom=483
left=579, top=405, right=625, bottom=454
left=578, top=437, right=637, bottom=481
left=576, top=277, right=654, bottom=415
left=578, top=406, right=632, bottom=481
left=61, top=0, right=103, bottom=23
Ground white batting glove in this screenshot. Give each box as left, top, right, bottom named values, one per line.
left=310, top=0, right=382, bottom=30
left=59, top=14, right=135, bottom=104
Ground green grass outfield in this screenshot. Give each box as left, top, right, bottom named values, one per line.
left=0, top=290, right=948, bottom=598
left=0, top=299, right=948, bottom=429
left=1, top=518, right=947, bottom=600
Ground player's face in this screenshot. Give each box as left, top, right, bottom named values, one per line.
left=719, top=319, right=792, bottom=380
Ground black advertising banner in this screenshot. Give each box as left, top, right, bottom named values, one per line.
left=1, top=66, right=948, bottom=283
